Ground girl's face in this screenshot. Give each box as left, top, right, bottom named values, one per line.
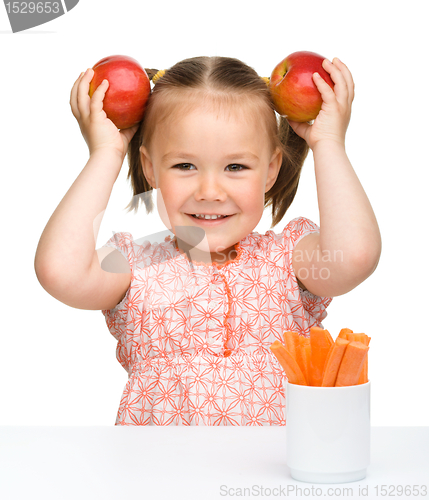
left=140, top=101, right=282, bottom=264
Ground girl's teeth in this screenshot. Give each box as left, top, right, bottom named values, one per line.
left=194, top=214, right=225, bottom=219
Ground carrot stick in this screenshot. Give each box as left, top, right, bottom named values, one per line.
left=355, top=334, right=370, bottom=384
left=321, top=337, right=350, bottom=386
left=322, top=330, right=335, bottom=374
left=270, top=341, right=307, bottom=386
left=363, top=336, right=371, bottom=383
left=338, top=328, right=353, bottom=339
left=283, top=331, right=299, bottom=361
left=335, top=341, right=369, bottom=387
left=325, top=329, right=334, bottom=347
left=323, top=343, right=334, bottom=373
left=298, top=335, right=311, bottom=385
left=345, top=333, right=370, bottom=384
left=295, top=334, right=309, bottom=384
left=309, top=327, right=333, bottom=386
left=283, top=331, right=308, bottom=383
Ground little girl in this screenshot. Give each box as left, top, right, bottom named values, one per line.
left=35, top=55, right=381, bottom=426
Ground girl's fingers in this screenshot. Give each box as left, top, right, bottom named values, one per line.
left=89, top=78, right=109, bottom=116
left=333, top=58, right=355, bottom=105
left=313, top=71, right=337, bottom=105
left=322, top=58, right=349, bottom=103
left=76, top=68, right=93, bottom=118
left=70, top=71, right=85, bottom=119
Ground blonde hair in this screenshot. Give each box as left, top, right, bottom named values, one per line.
left=126, top=56, right=309, bottom=228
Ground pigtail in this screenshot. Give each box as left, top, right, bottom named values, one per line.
left=124, top=68, right=160, bottom=214
left=265, top=116, right=309, bottom=228
left=145, top=68, right=159, bottom=81
left=125, top=121, right=154, bottom=214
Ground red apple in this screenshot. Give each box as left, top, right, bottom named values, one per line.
left=269, top=51, right=334, bottom=122
left=89, top=55, right=150, bottom=129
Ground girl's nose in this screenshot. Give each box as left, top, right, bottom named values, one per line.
left=194, top=173, right=227, bottom=202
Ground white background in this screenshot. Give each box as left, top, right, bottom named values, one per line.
left=0, top=0, right=427, bottom=426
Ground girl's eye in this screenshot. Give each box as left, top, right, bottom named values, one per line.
left=173, top=163, right=196, bottom=170
left=173, top=163, right=247, bottom=171
left=226, top=164, right=247, bottom=172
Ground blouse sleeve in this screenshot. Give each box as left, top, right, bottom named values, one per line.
left=100, top=232, right=136, bottom=342
left=282, top=217, right=333, bottom=326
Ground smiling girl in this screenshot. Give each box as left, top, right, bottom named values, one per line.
left=34, top=56, right=381, bottom=425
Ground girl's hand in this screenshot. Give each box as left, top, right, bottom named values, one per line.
left=287, top=58, right=354, bottom=150
left=70, top=68, right=139, bottom=158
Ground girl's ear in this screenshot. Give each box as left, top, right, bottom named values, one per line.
left=140, top=146, right=157, bottom=188
left=265, top=147, right=282, bottom=193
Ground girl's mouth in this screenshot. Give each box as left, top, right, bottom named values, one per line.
left=186, top=214, right=233, bottom=225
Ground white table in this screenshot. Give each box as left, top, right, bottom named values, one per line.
left=1, top=427, right=428, bottom=499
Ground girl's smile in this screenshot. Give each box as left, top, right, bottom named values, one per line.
left=186, top=212, right=233, bottom=223
left=140, top=101, right=282, bottom=264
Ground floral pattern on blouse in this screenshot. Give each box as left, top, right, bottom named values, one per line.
left=102, top=217, right=332, bottom=425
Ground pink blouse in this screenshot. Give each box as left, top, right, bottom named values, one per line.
left=102, top=217, right=332, bottom=425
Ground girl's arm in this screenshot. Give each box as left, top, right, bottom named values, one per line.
left=290, top=58, right=381, bottom=297
left=34, top=69, right=137, bottom=310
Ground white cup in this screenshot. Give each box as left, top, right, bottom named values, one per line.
left=286, top=381, right=370, bottom=484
